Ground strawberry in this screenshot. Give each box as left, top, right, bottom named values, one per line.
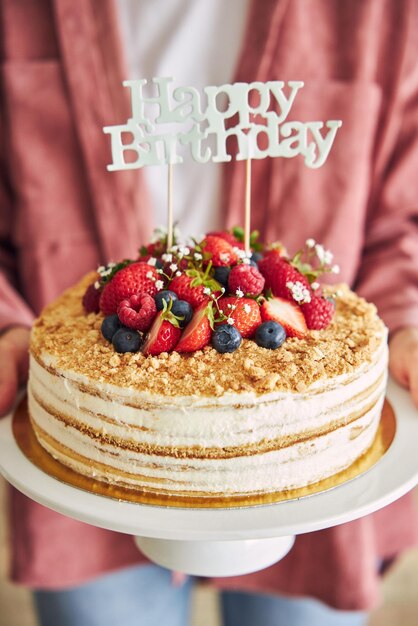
left=301, top=296, right=334, bottom=330
left=82, top=281, right=101, bottom=313
left=217, top=297, right=262, bottom=338
left=228, top=265, right=265, bottom=297
left=99, top=263, right=159, bottom=315
left=170, top=273, right=210, bottom=309
left=176, top=303, right=212, bottom=353
left=258, top=257, right=311, bottom=302
left=207, top=231, right=244, bottom=250
left=142, top=311, right=181, bottom=356
left=117, top=293, right=157, bottom=332
left=200, top=235, right=238, bottom=267
left=261, top=296, right=307, bottom=339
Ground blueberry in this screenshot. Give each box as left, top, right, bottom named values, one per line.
left=214, top=266, right=231, bottom=287
left=251, top=252, right=264, bottom=265
left=171, top=299, right=193, bottom=328
left=155, top=259, right=164, bottom=270
left=101, top=314, right=122, bottom=342
left=112, top=328, right=143, bottom=353
left=255, top=321, right=286, bottom=350
left=154, top=290, right=178, bottom=311
left=212, top=324, right=242, bottom=353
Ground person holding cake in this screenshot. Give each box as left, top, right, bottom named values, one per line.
left=1, top=1, right=418, bottom=626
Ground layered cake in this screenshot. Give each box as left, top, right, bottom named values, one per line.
left=28, top=232, right=388, bottom=503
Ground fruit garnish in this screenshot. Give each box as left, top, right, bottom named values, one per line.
left=261, top=296, right=307, bottom=339
left=101, top=314, right=123, bottom=341
left=142, top=304, right=182, bottom=356
left=117, top=293, right=157, bottom=332
left=154, top=290, right=178, bottom=311
left=171, top=300, right=193, bottom=328
left=112, top=328, right=143, bottom=353
left=217, top=297, right=262, bottom=339
left=211, top=324, right=242, bottom=353
left=199, top=235, right=238, bottom=267
left=258, top=256, right=311, bottom=303
left=99, top=263, right=159, bottom=315
left=228, top=264, right=265, bottom=297
left=301, top=296, right=335, bottom=330
left=175, top=303, right=213, bottom=353
left=82, top=281, right=101, bottom=313
left=254, top=321, right=287, bottom=350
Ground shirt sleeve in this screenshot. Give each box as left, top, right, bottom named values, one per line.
left=0, top=109, right=35, bottom=332
left=354, top=7, right=418, bottom=334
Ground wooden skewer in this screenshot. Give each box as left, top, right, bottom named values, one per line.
left=167, top=162, right=174, bottom=249
left=244, top=157, right=252, bottom=255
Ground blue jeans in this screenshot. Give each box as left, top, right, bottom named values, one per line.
left=34, top=564, right=367, bottom=626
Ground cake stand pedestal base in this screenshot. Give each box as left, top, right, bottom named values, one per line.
left=134, top=535, right=295, bottom=576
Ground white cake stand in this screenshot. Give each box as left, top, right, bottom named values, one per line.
left=1, top=378, right=418, bottom=577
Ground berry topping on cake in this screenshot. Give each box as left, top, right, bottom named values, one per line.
left=301, top=296, right=335, bottom=330
left=200, top=235, right=238, bottom=267
left=261, top=296, right=308, bottom=339
left=142, top=309, right=182, bottom=356
left=170, top=273, right=214, bottom=309
left=258, top=257, right=311, bottom=302
left=214, top=266, right=231, bottom=288
left=212, top=324, right=242, bottom=353
left=207, top=230, right=244, bottom=249
left=117, top=293, right=157, bottom=332
left=112, top=328, right=143, bottom=353
left=176, top=303, right=213, bottom=353
left=217, top=297, right=262, bottom=338
left=228, top=264, right=265, bottom=297
left=82, top=281, right=101, bottom=313
left=171, top=300, right=193, bottom=328
left=99, top=263, right=159, bottom=315
left=101, top=314, right=123, bottom=341
left=255, top=321, right=287, bottom=350
left=154, top=290, right=178, bottom=311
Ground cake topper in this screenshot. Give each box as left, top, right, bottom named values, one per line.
left=103, top=77, right=342, bottom=252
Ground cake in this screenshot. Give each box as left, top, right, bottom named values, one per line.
left=27, top=232, right=388, bottom=504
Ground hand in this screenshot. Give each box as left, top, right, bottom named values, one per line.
left=0, top=326, right=31, bottom=417
left=389, top=327, right=418, bottom=407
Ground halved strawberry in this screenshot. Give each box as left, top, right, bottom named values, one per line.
left=261, top=297, right=307, bottom=339
left=176, top=303, right=212, bottom=353
left=142, top=311, right=181, bottom=356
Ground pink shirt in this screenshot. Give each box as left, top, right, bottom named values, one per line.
left=1, top=0, right=418, bottom=609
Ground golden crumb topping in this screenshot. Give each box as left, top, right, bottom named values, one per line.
left=30, top=273, right=387, bottom=397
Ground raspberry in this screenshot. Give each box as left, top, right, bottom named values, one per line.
left=228, top=264, right=265, bottom=296
left=301, top=296, right=334, bottom=330
left=217, top=297, right=261, bottom=338
left=82, top=282, right=101, bottom=313
left=117, top=293, right=157, bottom=332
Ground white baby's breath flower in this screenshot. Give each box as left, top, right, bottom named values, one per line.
left=147, top=257, right=157, bottom=266
left=150, top=227, right=166, bottom=243
left=94, top=281, right=101, bottom=290
left=176, top=271, right=182, bottom=277
left=234, top=247, right=247, bottom=259
left=243, top=304, right=251, bottom=314
left=179, top=246, right=190, bottom=256
left=235, top=288, right=244, bottom=298
left=242, top=257, right=251, bottom=265
left=311, top=282, right=320, bottom=291
left=169, top=263, right=178, bottom=272
left=315, top=243, right=325, bottom=263
left=324, top=250, right=334, bottom=265
left=97, top=265, right=105, bottom=274
left=194, top=252, right=203, bottom=261
left=203, top=287, right=212, bottom=295
left=146, top=271, right=154, bottom=279
left=220, top=252, right=230, bottom=263
left=161, top=253, right=172, bottom=263
left=221, top=287, right=226, bottom=293
left=288, top=280, right=311, bottom=304
left=331, top=264, right=340, bottom=274
left=306, top=238, right=316, bottom=248
left=227, top=318, right=235, bottom=325
left=155, top=280, right=164, bottom=290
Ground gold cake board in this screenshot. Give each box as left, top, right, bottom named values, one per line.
left=13, top=398, right=396, bottom=509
